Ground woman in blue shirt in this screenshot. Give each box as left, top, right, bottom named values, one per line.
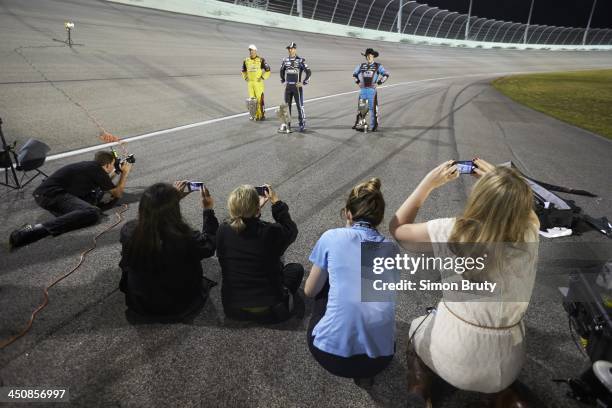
left=304, top=178, right=395, bottom=384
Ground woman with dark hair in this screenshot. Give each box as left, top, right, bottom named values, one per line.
left=304, top=178, right=395, bottom=385
left=119, top=181, right=218, bottom=320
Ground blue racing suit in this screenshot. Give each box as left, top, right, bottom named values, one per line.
left=352, top=62, right=389, bottom=130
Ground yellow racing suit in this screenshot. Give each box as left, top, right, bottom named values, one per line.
left=242, top=56, right=271, bottom=120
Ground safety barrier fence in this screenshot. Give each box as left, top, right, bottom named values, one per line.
left=109, top=0, right=612, bottom=49
left=231, top=0, right=612, bottom=46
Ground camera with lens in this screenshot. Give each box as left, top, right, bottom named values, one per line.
left=558, top=263, right=612, bottom=406
left=111, top=148, right=135, bottom=174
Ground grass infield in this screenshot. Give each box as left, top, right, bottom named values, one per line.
left=492, top=69, right=612, bottom=140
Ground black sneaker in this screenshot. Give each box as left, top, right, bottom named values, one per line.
left=9, top=224, right=49, bottom=250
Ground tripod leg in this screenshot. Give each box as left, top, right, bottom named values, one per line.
left=0, top=117, right=21, bottom=188
left=1, top=166, right=20, bottom=190
left=9, top=151, right=21, bottom=188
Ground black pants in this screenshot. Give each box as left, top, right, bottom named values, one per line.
left=124, top=276, right=217, bottom=324
left=279, top=262, right=304, bottom=294
left=307, top=280, right=394, bottom=379
left=284, top=85, right=305, bottom=126
left=224, top=263, right=305, bottom=323
left=35, top=193, right=101, bottom=236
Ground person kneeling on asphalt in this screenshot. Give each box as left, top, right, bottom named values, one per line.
left=119, top=182, right=219, bottom=321
left=216, top=184, right=304, bottom=323
left=304, top=178, right=395, bottom=386
left=9, top=151, right=132, bottom=249
left=389, top=159, right=540, bottom=407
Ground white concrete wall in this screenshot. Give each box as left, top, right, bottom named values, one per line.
left=109, top=0, right=612, bottom=51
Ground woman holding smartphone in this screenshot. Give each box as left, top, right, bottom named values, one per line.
left=216, top=184, right=304, bottom=323
left=389, top=159, right=539, bottom=407
left=119, top=181, right=218, bottom=321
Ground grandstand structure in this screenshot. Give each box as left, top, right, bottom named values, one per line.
left=230, top=0, right=612, bottom=45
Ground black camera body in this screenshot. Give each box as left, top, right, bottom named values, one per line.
left=111, top=149, right=135, bottom=174
left=563, top=270, right=612, bottom=362
left=561, top=269, right=612, bottom=405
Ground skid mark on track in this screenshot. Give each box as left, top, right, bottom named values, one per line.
left=292, top=87, right=487, bottom=224
left=273, top=86, right=450, bottom=188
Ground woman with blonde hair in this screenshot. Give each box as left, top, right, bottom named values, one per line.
left=216, top=184, right=303, bottom=322
left=305, top=178, right=396, bottom=385
left=389, top=159, right=539, bottom=407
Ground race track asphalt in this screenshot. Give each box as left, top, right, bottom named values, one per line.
left=1, top=1, right=612, bottom=407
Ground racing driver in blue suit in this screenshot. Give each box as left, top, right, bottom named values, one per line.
left=352, top=48, right=389, bottom=132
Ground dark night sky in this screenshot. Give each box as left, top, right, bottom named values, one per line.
left=421, top=0, right=612, bottom=29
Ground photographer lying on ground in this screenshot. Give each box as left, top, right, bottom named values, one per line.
left=9, top=151, right=131, bottom=250
left=389, top=158, right=540, bottom=408
left=119, top=182, right=218, bottom=321
left=216, top=184, right=304, bottom=323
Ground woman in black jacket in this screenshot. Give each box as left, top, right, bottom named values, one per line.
left=119, top=182, right=218, bottom=320
left=216, top=184, right=304, bottom=322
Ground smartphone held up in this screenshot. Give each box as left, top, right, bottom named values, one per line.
left=187, top=181, right=205, bottom=192
left=255, top=186, right=269, bottom=196
left=454, top=160, right=476, bottom=174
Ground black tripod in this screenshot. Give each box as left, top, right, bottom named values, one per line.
left=0, top=118, right=49, bottom=190
left=0, top=117, right=21, bottom=190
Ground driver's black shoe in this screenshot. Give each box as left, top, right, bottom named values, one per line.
left=9, top=224, right=49, bottom=250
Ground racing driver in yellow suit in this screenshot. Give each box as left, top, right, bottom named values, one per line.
left=242, top=44, right=271, bottom=120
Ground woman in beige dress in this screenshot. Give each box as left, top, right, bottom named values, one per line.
left=389, top=159, right=539, bottom=407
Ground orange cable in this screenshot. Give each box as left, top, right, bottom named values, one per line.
left=0, top=204, right=129, bottom=350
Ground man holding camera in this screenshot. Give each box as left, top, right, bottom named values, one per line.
left=280, top=42, right=311, bottom=132
left=9, top=151, right=132, bottom=249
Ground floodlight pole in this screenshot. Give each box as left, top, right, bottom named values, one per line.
left=524, top=0, right=535, bottom=44
left=397, top=0, right=402, bottom=32
left=582, top=0, right=597, bottom=45
left=465, top=0, right=473, bottom=40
